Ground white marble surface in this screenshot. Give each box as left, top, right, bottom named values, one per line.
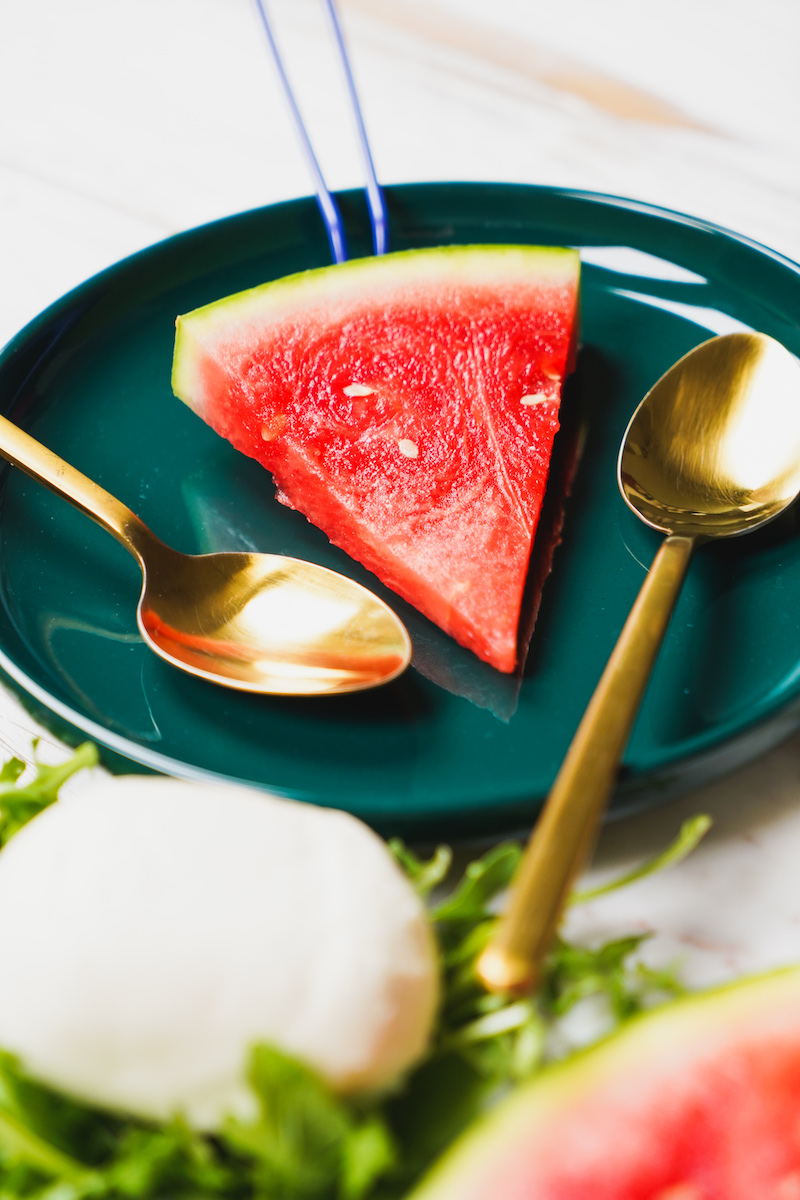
left=2, top=0, right=800, bottom=989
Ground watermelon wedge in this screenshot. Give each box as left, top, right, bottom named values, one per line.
left=172, top=246, right=580, bottom=673
left=408, top=967, right=800, bottom=1200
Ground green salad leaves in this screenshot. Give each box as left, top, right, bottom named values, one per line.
left=0, top=742, right=97, bottom=844
left=0, top=744, right=709, bottom=1200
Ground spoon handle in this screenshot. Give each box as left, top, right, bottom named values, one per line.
left=477, top=532, right=696, bottom=995
left=0, top=413, right=154, bottom=562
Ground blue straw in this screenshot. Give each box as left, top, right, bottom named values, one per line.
left=253, top=0, right=388, bottom=262
left=322, top=0, right=388, bottom=257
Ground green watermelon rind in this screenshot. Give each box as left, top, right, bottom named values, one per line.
left=171, top=244, right=580, bottom=408
left=408, top=965, right=800, bottom=1200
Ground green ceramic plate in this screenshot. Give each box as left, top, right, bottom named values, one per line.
left=1, top=183, right=799, bottom=841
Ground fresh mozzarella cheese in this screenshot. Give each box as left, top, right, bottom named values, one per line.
left=0, top=777, right=438, bottom=1129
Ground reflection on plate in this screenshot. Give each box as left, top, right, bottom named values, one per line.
left=0, top=183, right=799, bottom=841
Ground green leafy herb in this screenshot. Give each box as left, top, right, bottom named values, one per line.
left=387, top=842, right=451, bottom=899
left=223, top=1045, right=396, bottom=1200
left=0, top=742, right=97, bottom=846
left=570, top=814, right=712, bottom=905
left=0, top=743, right=710, bottom=1200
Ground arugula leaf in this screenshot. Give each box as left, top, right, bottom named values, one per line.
left=400, top=812, right=710, bottom=1101
left=431, top=844, right=521, bottom=923
left=100, top=1120, right=232, bottom=1199
left=0, top=743, right=97, bottom=846
left=0, top=1104, right=94, bottom=1185
left=223, top=1045, right=396, bottom=1200
left=339, top=1117, right=395, bottom=1200
left=223, top=1044, right=350, bottom=1196
left=0, top=742, right=710, bottom=1200
left=387, top=842, right=451, bottom=899
left=571, top=814, right=712, bottom=905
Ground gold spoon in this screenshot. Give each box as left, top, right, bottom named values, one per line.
left=0, top=413, right=411, bottom=695
left=478, top=331, right=800, bottom=994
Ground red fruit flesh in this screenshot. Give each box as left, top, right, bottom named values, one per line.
left=173, top=247, right=580, bottom=673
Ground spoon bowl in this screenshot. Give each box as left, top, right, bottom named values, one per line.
left=136, top=538, right=410, bottom=694
left=620, top=332, right=800, bottom=537
left=0, top=414, right=411, bottom=696
left=479, top=331, right=800, bottom=994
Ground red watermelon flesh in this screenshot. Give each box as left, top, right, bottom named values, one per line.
left=172, top=246, right=580, bottom=673
left=408, top=968, right=800, bottom=1200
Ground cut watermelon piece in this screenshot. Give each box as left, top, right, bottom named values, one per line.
left=409, top=967, right=800, bottom=1200
left=172, top=246, right=580, bottom=673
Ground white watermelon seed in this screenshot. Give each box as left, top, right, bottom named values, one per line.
left=343, top=383, right=375, bottom=397
left=398, top=439, right=419, bottom=459
left=260, top=414, right=287, bottom=440
left=521, top=393, right=550, bottom=406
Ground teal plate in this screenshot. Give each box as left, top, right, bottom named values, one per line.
left=1, top=183, right=800, bottom=842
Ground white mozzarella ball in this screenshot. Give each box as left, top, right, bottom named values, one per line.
left=0, top=777, right=438, bottom=1129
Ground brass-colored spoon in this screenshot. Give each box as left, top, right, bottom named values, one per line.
left=478, top=331, right=800, bottom=994
left=0, top=414, right=411, bottom=695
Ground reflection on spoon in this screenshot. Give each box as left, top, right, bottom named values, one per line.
left=0, top=414, right=411, bottom=696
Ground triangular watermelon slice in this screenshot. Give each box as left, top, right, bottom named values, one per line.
left=172, top=246, right=580, bottom=673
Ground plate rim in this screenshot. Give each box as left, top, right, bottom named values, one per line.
left=1, top=179, right=800, bottom=837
